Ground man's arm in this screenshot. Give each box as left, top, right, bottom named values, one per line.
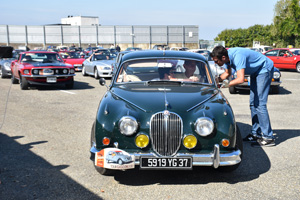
left=228, top=68, right=245, bottom=87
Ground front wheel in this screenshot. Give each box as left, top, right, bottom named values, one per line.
left=65, top=78, right=74, bottom=89
left=270, top=86, right=279, bottom=94
left=216, top=125, right=243, bottom=172
left=0, top=67, right=5, bottom=78
left=90, top=122, right=114, bottom=176
left=296, top=62, right=300, bottom=73
left=229, top=86, right=237, bottom=94
left=94, top=67, right=100, bottom=79
left=20, top=75, right=29, bottom=90
left=82, top=66, right=87, bottom=76
left=11, top=73, right=19, bottom=84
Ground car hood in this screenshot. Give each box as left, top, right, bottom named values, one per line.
left=23, top=62, right=72, bottom=68
left=64, top=58, right=85, bottom=64
left=111, top=83, right=218, bottom=112
left=92, top=60, right=114, bottom=66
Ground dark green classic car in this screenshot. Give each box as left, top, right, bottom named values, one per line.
left=90, top=50, right=243, bottom=175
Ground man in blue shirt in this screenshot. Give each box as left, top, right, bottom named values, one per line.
left=211, top=46, right=275, bottom=146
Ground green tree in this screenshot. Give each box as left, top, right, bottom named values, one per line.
left=272, top=0, right=300, bottom=47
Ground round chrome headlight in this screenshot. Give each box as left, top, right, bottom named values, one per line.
left=195, top=117, right=214, bottom=136
left=119, top=116, right=138, bottom=136
left=273, top=71, right=280, bottom=79
left=70, top=69, right=75, bottom=74
left=4, top=62, right=10, bottom=69
left=63, top=69, right=68, bottom=74
left=32, top=69, right=39, bottom=75
left=23, top=69, right=30, bottom=74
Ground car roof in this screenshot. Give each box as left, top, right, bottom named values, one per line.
left=121, top=50, right=207, bottom=62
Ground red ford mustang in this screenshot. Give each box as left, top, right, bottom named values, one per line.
left=11, top=51, right=75, bottom=90
left=264, top=48, right=300, bottom=73
left=59, top=51, right=85, bottom=71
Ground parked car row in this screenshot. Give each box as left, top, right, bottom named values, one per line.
left=5, top=46, right=300, bottom=96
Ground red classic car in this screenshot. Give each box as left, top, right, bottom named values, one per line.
left=59, top=51, right=85, bottom=71
left=11, top=51, right=75, bottom=90
left=264, top=48, right=300, bottom=73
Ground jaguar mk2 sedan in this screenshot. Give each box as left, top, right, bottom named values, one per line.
left=11, top=51, right=75, bottom=90
left=90, top=50, right=243, bottom=175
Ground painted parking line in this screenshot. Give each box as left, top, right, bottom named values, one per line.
left=59, top=90, right=76, bottom=95
left=284, top=79, right=300, bottom=81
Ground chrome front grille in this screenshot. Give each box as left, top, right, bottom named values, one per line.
left=150, top=111, right=182, bottom=156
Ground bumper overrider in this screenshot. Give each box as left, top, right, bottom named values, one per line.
left=90, top=144, right=242, bottom=170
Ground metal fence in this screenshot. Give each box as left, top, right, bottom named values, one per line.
left=0, top=25, right=199, bottom=49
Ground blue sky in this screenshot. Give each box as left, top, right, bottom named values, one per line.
left=0, top=0, right=278, bottom=40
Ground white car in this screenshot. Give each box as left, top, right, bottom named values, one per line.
left=170, top=47, right=189, bottom=51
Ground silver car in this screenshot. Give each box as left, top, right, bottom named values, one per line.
left=82, top=50, right=115, bottom=79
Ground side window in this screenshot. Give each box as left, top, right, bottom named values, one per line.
left=279, top=50, right=289, bottom=57
left=265, top=50, right=278, bottom=56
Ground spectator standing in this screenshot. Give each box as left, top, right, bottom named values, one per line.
left=116, top=45, right=121, bottom=52
left=211, top=46, right=275, bottom=147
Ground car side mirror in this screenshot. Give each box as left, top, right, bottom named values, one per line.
left=99, top=78, right=106, bottom=86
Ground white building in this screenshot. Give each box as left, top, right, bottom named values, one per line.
left=61, top=16, right=99, bottom=26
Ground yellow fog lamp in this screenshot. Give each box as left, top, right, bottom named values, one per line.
left=135, top=134, right=149, bottom=148
left=183, top=135, right=197, bottom=149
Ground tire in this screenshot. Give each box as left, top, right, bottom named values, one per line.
left=20, top=75, right=29, bottom=90
left=94, top=67, right=100, bottom=79
left=11, top=73, right=19, bottom=84
left=65, top=78, right=74, bottom=89
left=82, top=65, right=87, bottom=76
left=270, top=86, right=279, bottom=94
left=229, top=86, right=237, bottom=94
left=117, top=159, right=123, bottom=165
left=296, top=62, right=300, bottom=73
left=90, top=122, right=114, bottom=176
left=0, top=67, right=5, bottom=78
left=216, top=125, right=243, bottom=172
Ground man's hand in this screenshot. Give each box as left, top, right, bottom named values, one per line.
left=221, top=79, right=230, bottom=88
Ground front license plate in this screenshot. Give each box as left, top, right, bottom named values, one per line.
left=47, top=77, right=57, bottom=83
left=140, top=157, right=192, bottom=169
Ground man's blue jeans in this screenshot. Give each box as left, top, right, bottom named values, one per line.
left=249, top=69, right=274, bottom=140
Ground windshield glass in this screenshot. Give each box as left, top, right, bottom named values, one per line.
left=21, top=52, right=63, bottom=63
left=115, top=59, right=213, bottom=84
left=60, top=52, right=81, bottom=59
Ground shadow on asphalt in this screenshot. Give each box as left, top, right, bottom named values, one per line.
left=0, top=132, right=102, bottom=200
left=25, top=80, right=95, bottom=91
left=226, top=86, right=291, bottom=95
left=112, top=122, right=299, bottom=186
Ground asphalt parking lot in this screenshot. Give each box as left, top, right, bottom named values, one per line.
left=0, top=70, right=299, bottom=200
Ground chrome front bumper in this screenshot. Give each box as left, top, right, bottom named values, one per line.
left=90, top=144, right=242, bottom=168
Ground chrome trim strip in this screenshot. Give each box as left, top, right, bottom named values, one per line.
left=111, top=93, right=147, bottom=112
left=187, top=92, right=218, bottom=112
left=22, top=74, right=75, bottom=77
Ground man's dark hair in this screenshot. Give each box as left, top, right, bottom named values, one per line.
left=210, top=45, right=228, bottom=60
